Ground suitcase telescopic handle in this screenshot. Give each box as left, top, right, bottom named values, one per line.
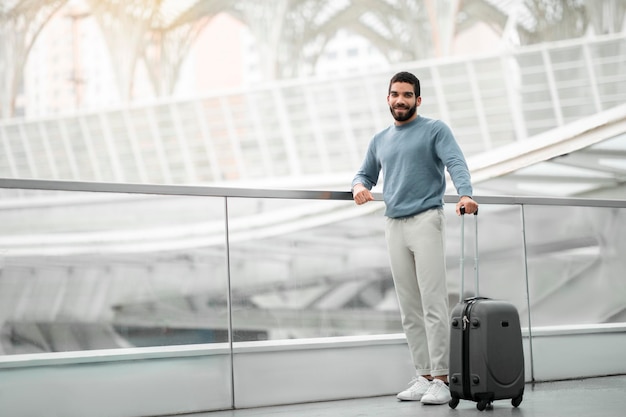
left=460, top=207, right=479, bottom=301
left=459, top=206, right=478, bottom=215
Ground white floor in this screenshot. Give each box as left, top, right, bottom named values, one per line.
left=173, top=375, right=626, bottom=417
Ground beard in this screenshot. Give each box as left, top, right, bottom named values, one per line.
left=389, top=104, right=417, bottom=122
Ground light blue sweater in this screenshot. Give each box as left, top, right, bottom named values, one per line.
left=352, top=115, right=473, bottom=218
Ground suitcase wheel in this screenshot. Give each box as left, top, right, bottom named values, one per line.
left=448, top=398, right=460, bottom=409
left=476, top=400, right=491, bottom=411
left=512, top=395, right=523, bottom=408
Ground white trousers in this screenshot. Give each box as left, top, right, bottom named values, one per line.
left=385, top=207, right=450, bottom=377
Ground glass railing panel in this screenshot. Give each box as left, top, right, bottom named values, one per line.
left=522, top=204, right=626, bottom=327
left=443, top=204, right=530, bottom=326
left=226, top=197, right=397, bottom=341
left=0, top=189, right=228, bottom=354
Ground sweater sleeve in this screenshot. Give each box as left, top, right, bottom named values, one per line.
left=352, top=138, right=381, bottom=191
left=434, top=121, right=473, bottom=197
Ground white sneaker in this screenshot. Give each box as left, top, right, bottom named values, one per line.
left=396, top=376, right=431, bottom=401
left=420, top=378, right=451, bottom=405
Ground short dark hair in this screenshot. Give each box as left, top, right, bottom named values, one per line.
left=388, top=71, right=420, bottom=96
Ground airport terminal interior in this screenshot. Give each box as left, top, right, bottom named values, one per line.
left=0, top=1, right=625, bottom=416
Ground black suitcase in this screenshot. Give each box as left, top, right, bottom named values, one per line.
left=448, top=210, right=525, bottom=411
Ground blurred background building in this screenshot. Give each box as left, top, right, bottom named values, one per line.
left=1, top=0, right=625, bottom=190
left=3, top=0, right=622, bottom=120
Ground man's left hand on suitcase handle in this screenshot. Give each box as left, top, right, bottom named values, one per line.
left=457, top=196, right=478, bottom=216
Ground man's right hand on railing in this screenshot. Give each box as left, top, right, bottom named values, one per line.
left=352, top=183, right=375, bottom=205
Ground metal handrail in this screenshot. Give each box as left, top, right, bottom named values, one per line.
left=1, top=177, right=626, bottom=208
